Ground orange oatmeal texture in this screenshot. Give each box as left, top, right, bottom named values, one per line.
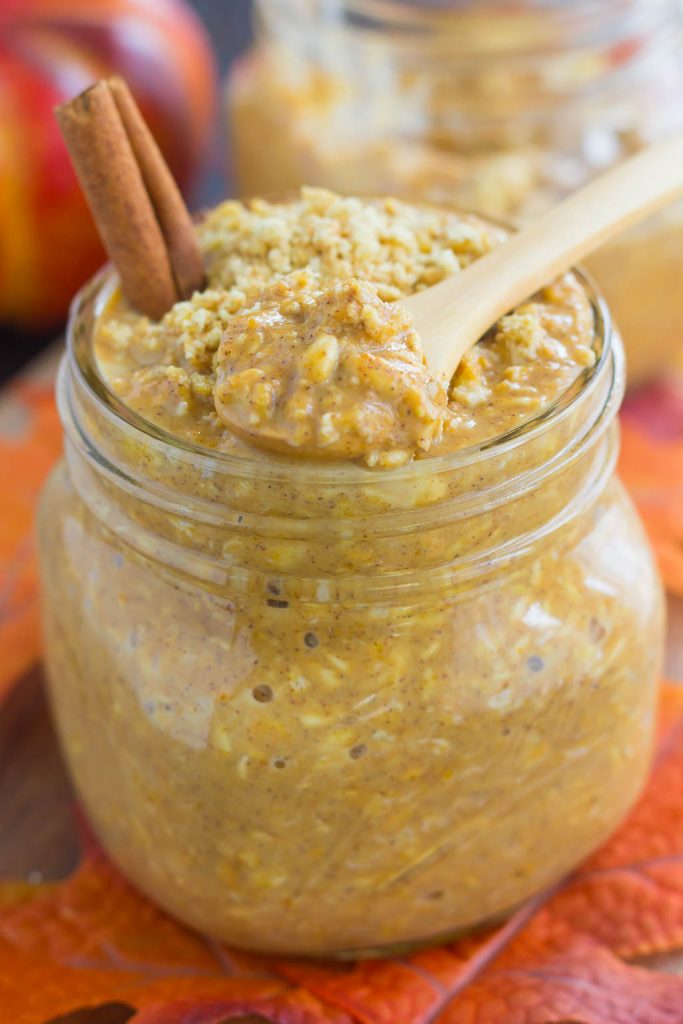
left=214, top=274, right=448, bottom=465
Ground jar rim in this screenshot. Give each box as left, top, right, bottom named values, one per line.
left=66, top=263, right=614, bottom=486
left=270, top=0, right=678, bottom=38
left=258, top=0, right=679, bottom=56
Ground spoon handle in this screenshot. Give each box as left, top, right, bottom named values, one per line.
left=404, top=135, right=683, bottom=380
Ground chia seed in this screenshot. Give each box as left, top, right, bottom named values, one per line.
left=252, top=684, right=273, bottom=703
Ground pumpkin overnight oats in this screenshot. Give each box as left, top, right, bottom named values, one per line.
left=38, top=188, right=664, bottom=957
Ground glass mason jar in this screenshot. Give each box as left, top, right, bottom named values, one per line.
left=228, top=0, right=683, bottom=387
left=38, top=267, right=664, bottom=958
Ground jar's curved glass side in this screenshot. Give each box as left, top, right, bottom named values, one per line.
left=60, top=401, right=622, bottom=598
left=38, top=457, right=664, bottom=956
left=37, top=207, right=665, bottom=957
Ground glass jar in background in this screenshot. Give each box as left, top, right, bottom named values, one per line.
left=38, top=266, right=664, bottom=957
left=228, top=0, right=683, bottom=387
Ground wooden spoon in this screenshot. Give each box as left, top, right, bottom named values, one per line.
left=401, top=135, right=683, bottom=381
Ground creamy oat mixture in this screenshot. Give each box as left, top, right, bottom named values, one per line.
left=214, top=274, right=447, bottom=464
left=95, top=188, right=595, bottom=465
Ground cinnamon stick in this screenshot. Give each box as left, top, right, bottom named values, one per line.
left=55, top=78, right=205, bottom=320
left=107, top=76, right=206, bottom=301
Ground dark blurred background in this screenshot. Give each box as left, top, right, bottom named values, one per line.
left=190, top=0, right=253, bottom=202
left=1, top=0, right=254, bottom=382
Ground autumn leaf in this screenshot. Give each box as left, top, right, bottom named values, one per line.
left=0, top=380, right=62, bottom=701
left=434, top=915, right=683, bottom=1024
left=2, top=685, right=683, bottom=1024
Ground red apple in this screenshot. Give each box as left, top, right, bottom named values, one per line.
left=0, top=0, right=217, bottom=329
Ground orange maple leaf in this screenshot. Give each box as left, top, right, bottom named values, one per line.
left=0, top=380, right=62, bottom=701
left=2, top=685, right=683, bottom=1024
